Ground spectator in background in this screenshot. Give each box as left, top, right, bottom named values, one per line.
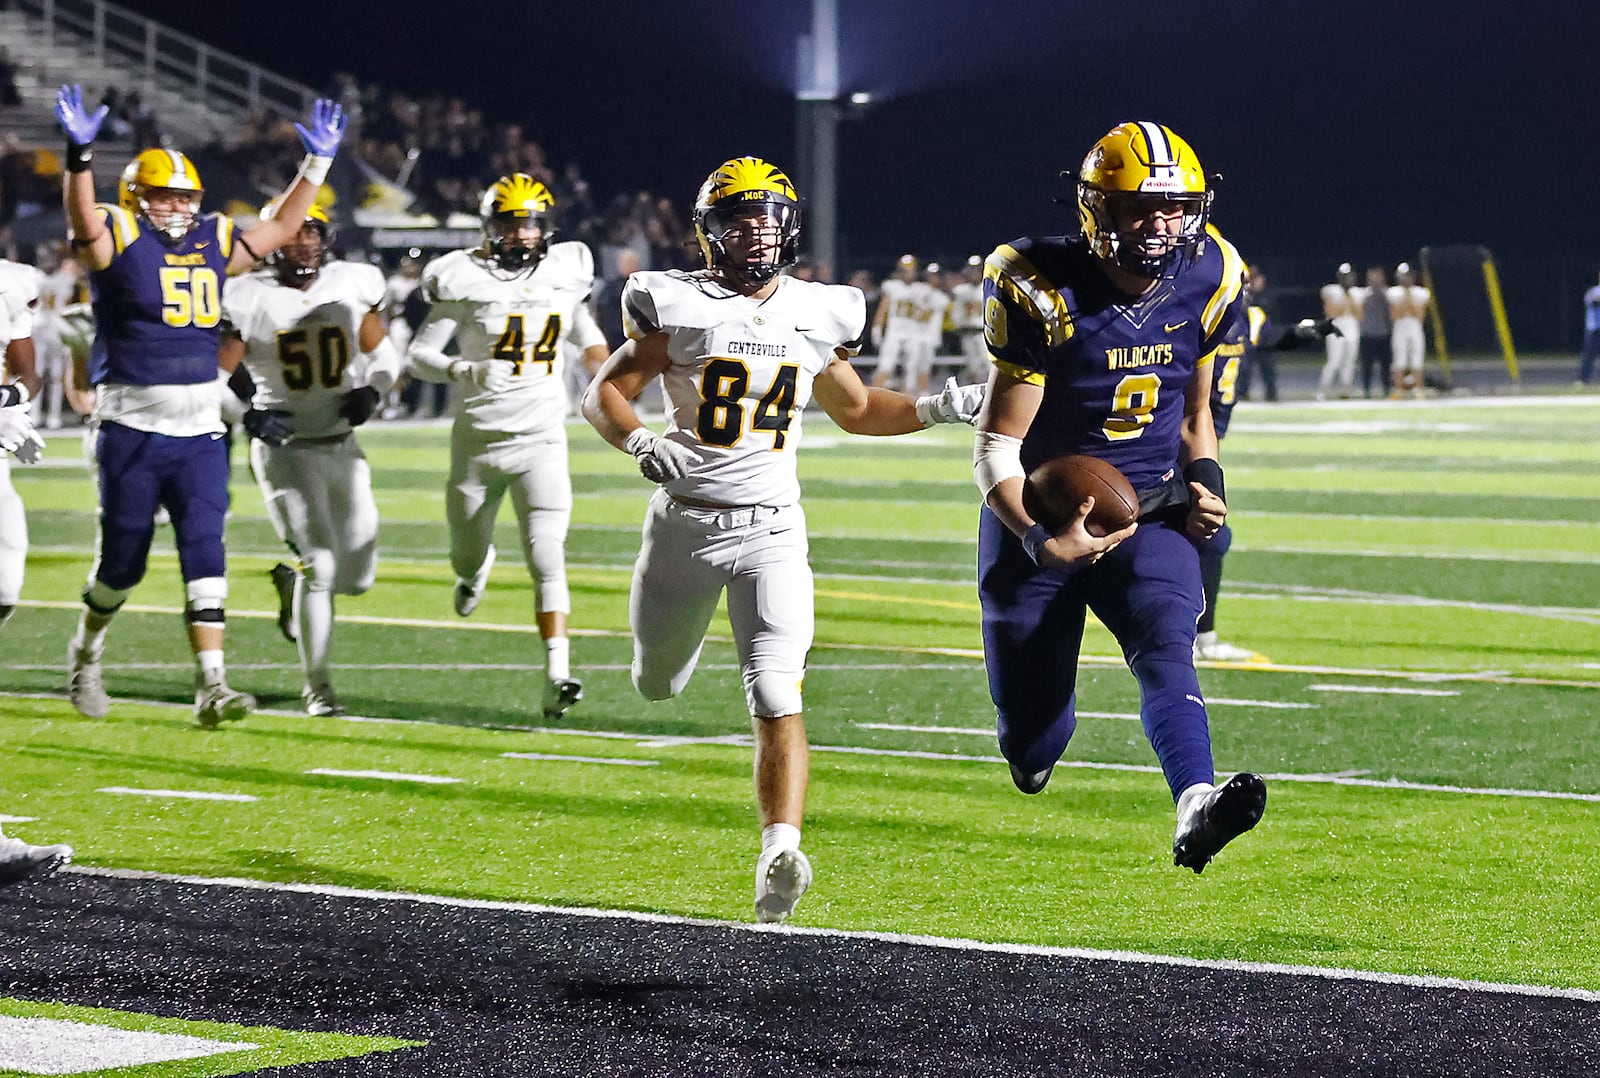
left=595, top=248, right=641, bottom=348
left=0, top=49, right=20, bottom=107
left=1577, top=273, right=1600, bottom=388
left=1354, top=265, right=1391, bottom=399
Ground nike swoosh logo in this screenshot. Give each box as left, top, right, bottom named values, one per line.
left=195, top=242, right=209, bottom=250
left=1164, top=321, right=1189, bottom=332
left=794, top=327, right=813, bottom=333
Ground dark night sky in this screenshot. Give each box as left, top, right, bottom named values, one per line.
left=113, top=1, right=1600, bottom=342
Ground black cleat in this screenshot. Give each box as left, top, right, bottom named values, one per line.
left=1173, top=772, right=1267, bottom=874
left=269, top=563, right=298, bottom=644
left=1010, top=763, right=1054, bottom=795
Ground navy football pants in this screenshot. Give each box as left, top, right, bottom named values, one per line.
left=978, top=506, right=1215, bottom=802
left=93, top=422, right=230, bottom=590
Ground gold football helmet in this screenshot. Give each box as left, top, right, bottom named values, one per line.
left=693, top=156, right=801, bottom=286
left=479, top=173, right=555, bottom=270
left=119, top=148, right=203, bottom=242
left=1076, top=121, right=1212, bottom=278
left=259, top=198, right=332, bottom=285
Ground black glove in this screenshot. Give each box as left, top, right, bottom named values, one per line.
left=339, top=386, right=382, bottom=427
left=1295, top=317, right=1341, bottom=340
left=242, top=408, right=294, bottom=447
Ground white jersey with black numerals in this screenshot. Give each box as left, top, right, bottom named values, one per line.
left=622, top=270, right=866, bottom=508
left=949, top=281, right=983, bottom=332
left=223, top=262, right=386, bottom=440
left=420, top=242, right=597, bottom=437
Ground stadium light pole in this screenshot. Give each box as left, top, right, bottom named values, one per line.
left=796, top=0, right=840, bottom=279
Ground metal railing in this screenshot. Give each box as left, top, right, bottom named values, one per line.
left=12, top=0, right=318, bottom=120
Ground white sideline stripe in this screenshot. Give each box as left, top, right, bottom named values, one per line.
left=0, top=815, right=38, bottom=823
left=1309, top=684, right=1461, bottom=697
left=306, top=768, right=462, bottom=785
left=8, top=691, right=1600, bottom=804
left=0, top=1016, right=258, bottom=1073
left=9, top=601, right=1599, bottom=689
left=97, top=787, right=258, bottom=803
left=1206, top=697, right=1318, bottom=709
left=502, top=751, right=658, bottom=767
left=1231, top=587, right=1600, bottom=627
left=61, top=866, right=1600, bottom=1005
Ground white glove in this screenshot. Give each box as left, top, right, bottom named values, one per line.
left=623, top=427, right=698, bottom=485
left=0, top=406, right=44, bottom=463
left=915, top=376, right=985, bottom=426
left=449, top=359, right=513, bottom=394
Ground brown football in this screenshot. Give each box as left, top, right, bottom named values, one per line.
left=1022, top=454, right=1140, bottom=537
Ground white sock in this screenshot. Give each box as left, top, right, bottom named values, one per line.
left=196, top=649, right=225, bottom=684
left=761, top=822, right=801, bottom=859
left=545, top=637, right=570, bottom=681
left=73, top=618, right=109, bottom=660
left=298, top=579, right=334, bottom=687
left=1176, top=782, right=1214, bottom=820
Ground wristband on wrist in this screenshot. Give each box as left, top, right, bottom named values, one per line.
left=297, top=153, right=333, bottom=186
left=65, top=141, right=93, bottom=172
left=0, top=384, right=21, bottom=407
left=622, top=427, right=656, bottom=457
left=1183, top=458, right=1226, bottom=504
left=1021, top=523, right=1051, bottom=566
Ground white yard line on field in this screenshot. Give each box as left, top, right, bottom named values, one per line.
left=97, top=787, right=258, bottom=802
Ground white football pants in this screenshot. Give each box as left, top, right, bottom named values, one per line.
left=1318, top=315, right=1361, bottom=392
left=629, top=490, right=813, bottom=719
left=875, top=329, right=934, bottom=390
left=1391, top=318, right=1425, bottom=371
left=0, top=456, right=25, bottom=607
left=251, top=435, right=379, bottom=687
left=447, top=424, right=572, bottom=615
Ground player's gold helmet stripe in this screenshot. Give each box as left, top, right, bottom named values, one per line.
left=118, top=147, right=203, bottom=215
left=697, top=156, right=798, bottom=210
left=480, top=173, right=556, bottom=218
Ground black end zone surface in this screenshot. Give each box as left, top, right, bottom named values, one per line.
left=0, top=873, right=1593, bottom=1076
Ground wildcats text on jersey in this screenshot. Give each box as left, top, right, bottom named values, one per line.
left=1105, top=343, right=1174, bottom=369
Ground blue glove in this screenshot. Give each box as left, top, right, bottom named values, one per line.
left=242, top=408, right=295, bottom=447
left=55, top=84, right=108, bottom=146
left=294, top=98, right=348, bottom=158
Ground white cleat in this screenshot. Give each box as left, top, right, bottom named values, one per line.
left=195, top=680, right=255, bottom=729
left=303, top=684, right=345, bottom=718
left=67, top=647, right=110, bottom=718
left=1193, top=631, right=1266, bottom=663
left=755, top=847, right=813, bottom=924
left=454, top=545, right=496, bottom=617
left=542, top=677, right=583, bottom=720
left=0, top=836, right=73, bottom=887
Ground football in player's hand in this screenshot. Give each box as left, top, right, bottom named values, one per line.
left=1023, top=454, right=1139, bottom=537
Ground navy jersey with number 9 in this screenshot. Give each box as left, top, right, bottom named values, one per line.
left=983, top=223, right=1245, bottom=493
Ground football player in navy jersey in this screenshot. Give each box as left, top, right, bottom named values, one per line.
left=54, top=85, right=347, bottom=727
left=973, top=121, right=1266, bottom=873
left=1196, top=267, right=1337, bottom=663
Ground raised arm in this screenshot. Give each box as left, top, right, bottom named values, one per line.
left=54, top=85, right=114, bottom=271
left=229, top=99, right=348, bottom=276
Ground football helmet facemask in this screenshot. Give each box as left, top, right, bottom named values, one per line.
left=120, top=148, right=203, bottom=243
left=479, top=173, right=555, bottom=271
left=260, top=199, right=331, bottom=286
left=1076, top=121, right=1212, bottom=279
left=694, top=156, right=801, bottom=287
